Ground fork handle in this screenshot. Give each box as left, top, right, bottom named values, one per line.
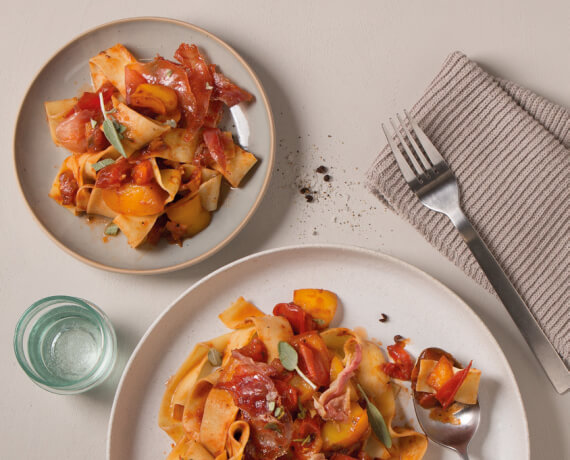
left=448, top=208, right=569, bottom=394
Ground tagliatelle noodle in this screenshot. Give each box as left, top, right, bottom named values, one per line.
left=110, top=101, right=171, bottom=157
left=112, top=214, right=161, bottom=247
left=44, top=98, right=78, bottom=146
left=226, top=420, right=250, bottom=460
left=89, top=44, right=137, bottom=96
left=199, top=388, right=239, bottom=455
left=218, top=296, right=265, bottom=329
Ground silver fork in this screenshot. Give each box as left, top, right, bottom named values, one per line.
left=382, top=111, right=569, bottom=394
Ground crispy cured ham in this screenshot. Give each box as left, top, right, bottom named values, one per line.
left=314, top=341, right=362, bottom=422
left=212, top=70, right=254, bottom=106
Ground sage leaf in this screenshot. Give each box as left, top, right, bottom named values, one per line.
left=207, top=348, right=222, bottom=366
left=278, top=341, right=298, bottom=371
left=92, top=158, right=115, bottom=172
left=99, top=92, right=127, bottom=158
left=357, top=384, right=392, bottom=448
left=104, top=223, right=120, bottom=236
left=278, top=341, right=317, bottom=390
left=112, top=118, right=127, bottom=137
left=103, top=119, right=127, bottom=158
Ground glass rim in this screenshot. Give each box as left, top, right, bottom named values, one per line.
left=13, top=295, right=117, bottom=393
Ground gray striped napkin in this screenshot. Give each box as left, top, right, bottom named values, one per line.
left=367, top=51, right=569, bottom=366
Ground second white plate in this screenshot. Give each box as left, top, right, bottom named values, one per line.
left=107, top=245, right=529, bottom=459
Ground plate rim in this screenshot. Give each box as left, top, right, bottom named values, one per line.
left=13, top=16, right=275, bottom=275
left=106, top=243, right=530, bottom=459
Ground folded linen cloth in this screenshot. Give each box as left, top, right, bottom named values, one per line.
left=366, top=51, right=569, bottom=366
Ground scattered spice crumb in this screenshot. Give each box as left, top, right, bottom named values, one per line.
left=323, top=174, right=331, bottom=182
left=300, top=187, right=310, bottom=194
left=328, top=134, right=332, bottom=138
left=379, top=313, right=388, bottom=323
left=305, top=195, right=314, bottom=202
left=394, top=334, right=405, bottom=343
left=316, top=165, right=328, bottom=174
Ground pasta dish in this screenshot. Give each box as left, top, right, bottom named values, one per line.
left=45, top=43, right=257, bottom=247
left=159, top=289, right=481, bottom=459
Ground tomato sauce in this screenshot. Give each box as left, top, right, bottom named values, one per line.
left=58, top=170, right=78, bottom=205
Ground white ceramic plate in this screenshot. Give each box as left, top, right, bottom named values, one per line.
left=14, top=17, right=274, bottom=274
left=107, top=245, right=529, bottom=460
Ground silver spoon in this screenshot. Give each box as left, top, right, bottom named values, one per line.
left=413, top=400, right=480, bottom=459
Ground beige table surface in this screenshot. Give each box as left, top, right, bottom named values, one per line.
left=1, top=1, right=568, bottom=458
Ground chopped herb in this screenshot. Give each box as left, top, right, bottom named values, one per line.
left=104, top=223, right=120, bottom=236
left=267, top=401, right=276, bottom=412
left=164, top=119, right=177, bottom=128
left=207, top=348, right=222, bottom=366
left=92, top=158, right=115, bottom=172
left=99, top=92, right=127, bottom=158
left=264, top=422, right=282, bottom=433
left=90, top=118, right=97, bottom=129
left=357, top=384, right=392, bottom=448
left=278, top=341, right=317, bottom=390
left=293, top=434, right=313, bottom=445
left=297, top=401, right=307, bottom=419
left=313, top=318, right=326, bottom=326
left=165, top=69, right=173, bottom=77
left=205, top=82, right=213, bottom=90
left=274, top=406, right=284, bottom=418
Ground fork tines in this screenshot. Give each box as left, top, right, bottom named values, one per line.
left=382, top=111, right=448, bottom=185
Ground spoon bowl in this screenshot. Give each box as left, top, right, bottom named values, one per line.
left=413, top=400, right=480, bottom=459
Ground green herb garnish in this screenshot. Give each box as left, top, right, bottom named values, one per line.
left=267, top=401, right=276, bottom=412
left=264, top=422, right=282, bottom=433
left=92, top=158, right=115, bottom=172
left=357, top=384, right=392, bottom=448
left=164, top=119, right=177, bottom=128
left=313, top=318, right=326, bottom=326
left=90, top=118, right=98, bottom=129
left=294, top=434, right=313, bottom=446
left=104, top=223, right=120, bottom=236
left=274, top=406, right=284, bottom=419
left=207, top=348, right=222, bottom=366
left=205, top=82, right=213, bottom=90
left=99, top=92, right=127, bottom=158
left=278, top=341, right=317, bottom=390
left=297, top=401, right=306, bottom=419
left=112, top=119, right=127, bottom=136
left=165, top=69, right=173, bottom=77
